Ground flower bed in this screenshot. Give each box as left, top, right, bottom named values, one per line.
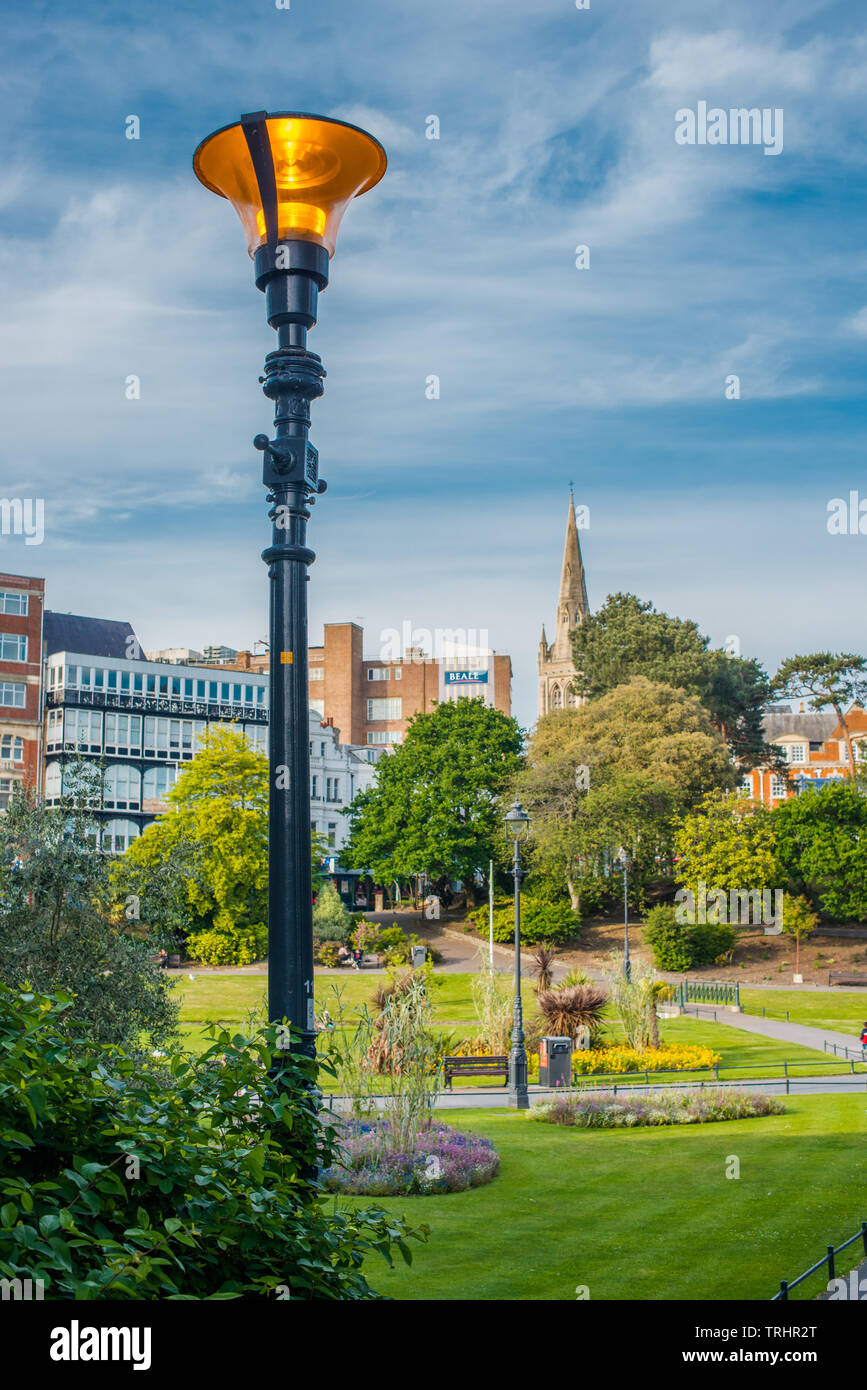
left=529, top=1087, right=783, bottom=1129
left=322, top=1119, right=499, bottom=1196
left=527, top=1043, right=721, bottom=1079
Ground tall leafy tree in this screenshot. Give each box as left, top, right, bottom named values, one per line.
left=570, top=592, right=772, bottom=766
left=116, top=727, right=328, bottom=965
left=519, top=677, right=734, bottom=908
left=0, top=782, right=177, bottom=1051
left=773, top=782, right=867, bottom=921
left=342, top=698, right=523, bottom=902
left=771, top=653, right=867, bottom=775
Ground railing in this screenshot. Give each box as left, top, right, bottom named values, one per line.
left=677, top=981, right=740, bottom=1007
left=824, top=1040, right=866, bottom=1062
left=46, top=689, right=268, bottom=723
left=773, top=1222, right=867, bottom=1300
left=545, top=1057, right=867, bottom=1094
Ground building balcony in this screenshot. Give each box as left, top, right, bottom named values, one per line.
left=46, top=688, right=268, bottom=723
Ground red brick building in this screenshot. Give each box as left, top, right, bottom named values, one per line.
left=742, top=705, right=867, bottom=805
left=0, top=571, right=45, bottom=807
left=216, top=621, right=512, bottom=746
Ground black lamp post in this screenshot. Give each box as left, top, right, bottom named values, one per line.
left=504, top=799, right=530, bottom=1109
left=617, top=846, right=631, bottom=982
left=193, top=112, right=386, bottom=1058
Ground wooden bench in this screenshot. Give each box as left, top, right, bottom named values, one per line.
left=443, top=1055, right=509, bottom=1089
left=829, top=971, right=867, bottom=986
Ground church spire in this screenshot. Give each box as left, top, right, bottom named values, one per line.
left=551, top=490, right=589, bottom=659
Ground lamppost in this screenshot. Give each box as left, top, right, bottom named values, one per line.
left=193, top=113, right=386, bottom=1058
left=617, top=846, right=631, bottom=981
left=504, top=799, right=530, bottom=1109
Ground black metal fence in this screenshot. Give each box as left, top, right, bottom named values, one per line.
left=773, top=1222, right=867, bottom=1301
left=677, top=981, right=740, bottom=1007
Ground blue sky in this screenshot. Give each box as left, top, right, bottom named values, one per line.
left=0, top=0, right=866, bottom=729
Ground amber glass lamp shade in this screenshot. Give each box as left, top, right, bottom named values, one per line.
left=193, top=112, right=386, bottom=258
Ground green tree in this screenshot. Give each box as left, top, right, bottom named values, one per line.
left=342, top=699, right=523, bottom=903
left=773, top=782, right=867, bottom=921
left=313, top=879, right=353, bottom=944
left=780, top=893, right=820, bottom=976
left=117, top=727, right=330, bottom=966
left=673, top=791, right=783, bottom=905
left=519, top=678, right=734, bottom=908
left=570, top=593, right=772, bottom=766
left=0, top=784, right=177, bottom=1051
left=771, top=653, right=867, bottom=774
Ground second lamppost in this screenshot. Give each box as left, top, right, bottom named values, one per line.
left=617, top=846, right=631, bottom=981
left=193, top=112, right=386, bottom=1059
left=504, top=799, right=530, bottom=1109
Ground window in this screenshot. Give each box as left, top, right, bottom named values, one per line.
left=320, top=742, right=325, bottom=756
left=311, top=775, right=319, bottom=798
left=366, top=698, right=402, bottom=721
left=0, top=734, right=24, bottom=762
left=143, top=766, right=177, bottom=803
left=0, top=591, right=27, bottom=616
left=326, top=778, right=341, bottom=802
left=104, top=713, right=142, bottom=756
left=103, top=764, right=141, bottom=810
left=65, top=709, right=102, bottom=751
left=367, top=668, right=389, bottom=681
left=327, top=822, right=337, bottom=847
left=310, top=668, right=324, bottom=681
left=102, top=819, right=140, bottom=855
left=143, top=717, right=169, bottom=757
left=393, top=667, right=401, bottom=680
left=771, top=776, right=788, bottom=799
left=0, top=776, right=19, bottom=810
left=0, top=682, right=25, bottom=708
left=551, top=686, right=563, bottom=709
left=737, top=780, right=752, bottom=797
left=790, top=744, right=805, bottom=764
left=367, top=730, right=402, bottom=745
left=45, top=762, right=63, bottom=802
left=0, top=633, right=26, bottom=662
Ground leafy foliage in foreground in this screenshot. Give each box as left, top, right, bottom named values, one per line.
left=0, top=788, right=177, bottom=1051
left=0, top=985, right=427, bottom=1299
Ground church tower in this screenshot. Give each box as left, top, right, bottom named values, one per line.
left=538, top=491, right=590, bottom=717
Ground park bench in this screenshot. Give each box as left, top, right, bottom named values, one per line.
left=829, top=970, right=867, bottom=986
left=443, top=1055, right=509, bottom=1089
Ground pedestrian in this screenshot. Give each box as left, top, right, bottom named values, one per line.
left=860, top=1021, right=867, bottom=1060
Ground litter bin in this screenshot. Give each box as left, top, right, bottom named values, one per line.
left=539, top=1036, right=573, bottom=1087
left=410, top=944, right=427, bottom=969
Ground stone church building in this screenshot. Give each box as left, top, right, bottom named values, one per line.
left=537, top=493, right=590, bottom=717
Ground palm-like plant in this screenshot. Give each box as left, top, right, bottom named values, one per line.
left=531, top=943, right=560, bottom=993
left=536, top=984, right=607, bottom=1041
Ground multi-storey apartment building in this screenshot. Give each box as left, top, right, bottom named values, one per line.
left=0, top=571, right=45, bottom=808
left=43, top=613, right=376, bottom=852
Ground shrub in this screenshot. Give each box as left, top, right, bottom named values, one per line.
left=643, top=904, right=735, bottom=971
left=313, top=881, right=353, bottom=944
left=0, top=985, right=427, bottom=1299
left=185, top=917, right=268, bottom=967
left=471, top=896, right=580, bottom=946
left=322, top=1118, right=499, bottom=1196
left=529, top=1087, right=783, bottom=1128
left=315, top=941, right=342, bottom=967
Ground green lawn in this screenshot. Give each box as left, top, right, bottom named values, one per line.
left=742, top=988, right=867, bottom=1038
left=170, top=973, right=861, bottom=1083
left=352, top=1094, right=867, bottom=1301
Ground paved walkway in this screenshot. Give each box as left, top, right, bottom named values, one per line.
left=682, top=1002, right=863, bottom=1058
